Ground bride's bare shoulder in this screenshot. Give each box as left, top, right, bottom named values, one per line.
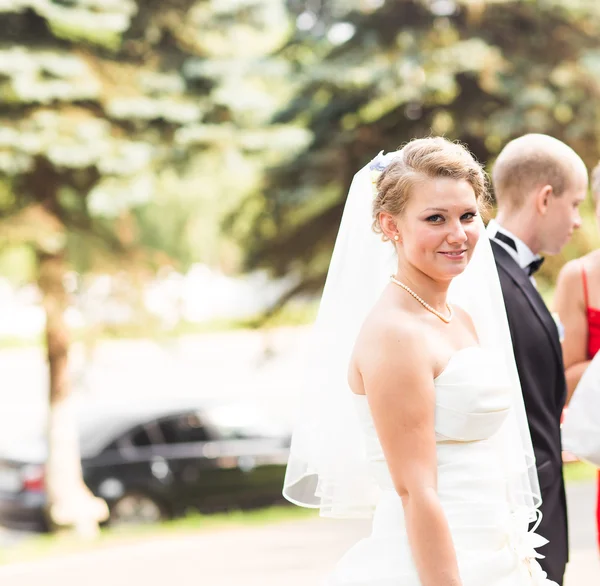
left=349, top=303, right=436, bottom=400
left=354, top=301, right=426, bottom=358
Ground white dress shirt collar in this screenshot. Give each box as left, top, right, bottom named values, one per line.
left=487, top=219, right=541, bottom=275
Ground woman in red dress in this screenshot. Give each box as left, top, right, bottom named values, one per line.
left=555, top=162, right=600, bottom=551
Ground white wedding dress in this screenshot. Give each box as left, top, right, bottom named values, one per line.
left=327, top=347, right=557, bottom=586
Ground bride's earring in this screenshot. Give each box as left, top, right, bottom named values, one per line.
left=393, top=235, right=399, bottom=242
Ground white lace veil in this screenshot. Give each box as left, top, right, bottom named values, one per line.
left=282, top=150, right=542, bottom=526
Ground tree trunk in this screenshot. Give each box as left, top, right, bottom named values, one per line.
left=37, top=250, right=108, bottom=536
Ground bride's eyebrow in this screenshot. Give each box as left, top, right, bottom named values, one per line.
left=423, top=207, right=449, bottom=212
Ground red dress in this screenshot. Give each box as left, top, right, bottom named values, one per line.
left=581, top=266, right=600, bottom=549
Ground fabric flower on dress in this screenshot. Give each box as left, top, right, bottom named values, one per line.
left=506, top=508, right=558, bottom=585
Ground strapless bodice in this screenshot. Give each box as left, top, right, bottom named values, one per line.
left=353, top=346, right=512, bottom=493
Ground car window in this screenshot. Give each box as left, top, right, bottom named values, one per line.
left=157, top=413, right=210, bottom=444
left=130, top=426, right=153, bottom=447
left=102, top=439, right=120, bottom=452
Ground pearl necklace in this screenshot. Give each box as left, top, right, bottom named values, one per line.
left=389, top=275, right=453, bottom=324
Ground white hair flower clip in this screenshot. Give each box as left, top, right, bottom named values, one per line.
left=368, top=150, right=401, bottom=197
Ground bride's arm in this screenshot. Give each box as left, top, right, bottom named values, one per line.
left=358, top=325, right=461, bottom=586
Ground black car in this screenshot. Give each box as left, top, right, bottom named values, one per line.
left=0, top=399, right=290, bottom=530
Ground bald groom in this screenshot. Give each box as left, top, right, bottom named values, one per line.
left=489, top=134, right=588, bottom=585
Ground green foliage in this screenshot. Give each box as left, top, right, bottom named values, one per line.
left=0, top=0, right=299, bottom=278
left=230, top=0, right=600, bottom=297
left=0, top=245, right=37, bottom=283
left=4, top=0, right=600, bottom=318
left=563, top=460, right=598, bottom=484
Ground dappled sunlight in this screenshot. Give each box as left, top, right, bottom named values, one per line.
left=0, top=0, right=599, bottom=583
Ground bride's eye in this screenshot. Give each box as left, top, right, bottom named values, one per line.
left=461, top=212, right=478, bottom=221
left=426, top=214, right=444, bottom=223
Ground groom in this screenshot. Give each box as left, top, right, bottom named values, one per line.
left=489, top=134, right=588, bottom=585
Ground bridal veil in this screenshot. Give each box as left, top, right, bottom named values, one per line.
left=282, top=150, right=542, bottom=527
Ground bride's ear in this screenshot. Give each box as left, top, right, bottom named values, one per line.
left=379, top=212, right=401, bottom=243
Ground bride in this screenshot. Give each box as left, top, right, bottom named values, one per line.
left=282, top=137, right=557, bottom=586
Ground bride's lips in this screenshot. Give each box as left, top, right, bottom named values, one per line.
left=439, top=249, right=467, bottom=260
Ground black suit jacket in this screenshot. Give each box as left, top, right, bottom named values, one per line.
left=491, top=240, right=568, bottom=584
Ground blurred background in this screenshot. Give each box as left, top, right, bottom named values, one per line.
left=0, top=0, right=599, bottom=584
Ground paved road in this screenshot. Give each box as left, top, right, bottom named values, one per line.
left=0, top=481, right=598, bottom=586
left=0, top=519, right=596, bottom=586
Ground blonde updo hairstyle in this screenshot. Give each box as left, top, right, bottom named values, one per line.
left=372, top=137, right=489, bottom=240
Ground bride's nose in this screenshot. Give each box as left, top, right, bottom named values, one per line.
left=446, top=220, right=467, bottom=244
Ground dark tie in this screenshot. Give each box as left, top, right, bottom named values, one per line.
left=526, top=257, right=545, bottom=276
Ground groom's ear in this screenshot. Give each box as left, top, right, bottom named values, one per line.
left=535, top=184, right=553, bottom=215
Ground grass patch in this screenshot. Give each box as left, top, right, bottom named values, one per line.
left=564, top=460, right=598, bottom=484
left=0, top=504, right=317, bottom=566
